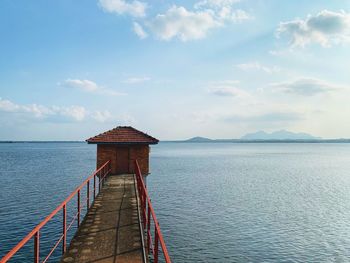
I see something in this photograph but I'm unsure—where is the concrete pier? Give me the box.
[60,174,145,263]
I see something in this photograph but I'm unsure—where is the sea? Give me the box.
[0,142,350,262]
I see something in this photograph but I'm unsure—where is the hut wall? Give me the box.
[97,144,150,175]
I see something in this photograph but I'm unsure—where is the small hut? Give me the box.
[86,126,159,176]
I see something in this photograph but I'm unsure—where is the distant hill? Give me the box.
[241,130,321,140]
[171,130,350,143]
[185,136,212,142]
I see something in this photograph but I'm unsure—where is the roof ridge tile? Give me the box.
[86,126,159,144]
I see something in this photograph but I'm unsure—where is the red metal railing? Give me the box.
[0,160,111,263]
[134,160,171,263]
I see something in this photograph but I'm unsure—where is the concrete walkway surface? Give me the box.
[60,174,145,263]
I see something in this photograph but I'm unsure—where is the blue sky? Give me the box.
[0,0,349,140]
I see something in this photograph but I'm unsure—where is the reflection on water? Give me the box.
[1,142,350,262]
[149,143,350,262]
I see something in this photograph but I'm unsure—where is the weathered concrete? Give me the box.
[60,174,145,263]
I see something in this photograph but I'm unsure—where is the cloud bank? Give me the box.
[98,0,147,17]
[207,80,250,97]
[98,0,251,41]
[270,78,343,96]
[0,97,124,123]
[277,10,350,47]
[145,2,251,41]
[147,6,219,41]
[63,79,125,96]
[236,62,280,74]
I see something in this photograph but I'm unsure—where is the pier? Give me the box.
[60,174,145,263]
[0,127,171,263]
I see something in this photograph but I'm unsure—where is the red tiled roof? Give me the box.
[86,126,159,144]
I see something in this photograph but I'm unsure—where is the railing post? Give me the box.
[87,181,90,209]
[103,166,106,185]
[140,189,143,221]
[63,204,67,254]
[147,204,151,254]
[34,231,40,263]
[143,192,146,229]
[154,228,159,263]
[0,161,118,263]
[101,167,104,186]
[98,171,101,192]
[93,175,96,198]
[77,190,81,227]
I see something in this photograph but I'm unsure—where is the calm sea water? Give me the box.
[1,142,350,262]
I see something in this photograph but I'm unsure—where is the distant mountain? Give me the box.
[185,136,212,142]
[169,132,349,143]
[241,130,321,140]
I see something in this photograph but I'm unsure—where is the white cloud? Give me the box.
[209,87,248,97]
[0,98,20,112]
[133,22,148,39]
[195,0,251,23]
[216,8,251,23]
[64,79,99,92]
[97,0,251,41]
[123,76,151,84]
[207,80,250,97]
[195,0,241,8]
[147,6,219,41]
[22,104,54,118]
[0,98,122,123]
[62,79,125,96]
[0,97,87,121]
[0,98,57,119]
[92,110,113,122]
[277,10,350,47]
[98,0,147,17]
[236,61,280,73]
[59,106,87,121]
[141,1,251,41]
[270,78,343,96]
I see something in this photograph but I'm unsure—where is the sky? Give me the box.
[0,0,349,140]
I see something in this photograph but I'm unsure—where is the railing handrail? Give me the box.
[135,160,171,263]
[0,160,111,263]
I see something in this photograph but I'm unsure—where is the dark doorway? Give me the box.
[116,147,129,174]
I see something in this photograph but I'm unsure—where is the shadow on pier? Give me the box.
[60,174,145,263]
